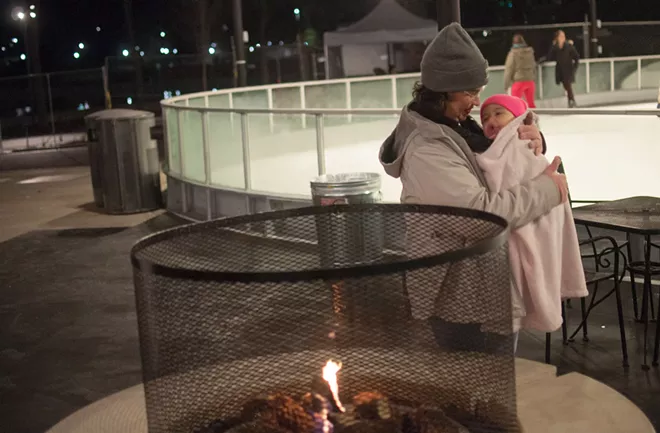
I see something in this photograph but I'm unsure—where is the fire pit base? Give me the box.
[44,359,655,433]
[196,392,489,433]
[145,348,518,433]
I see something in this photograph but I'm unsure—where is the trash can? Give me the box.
[310,172,384,267]
[85,109,161,214]
[85,111,106,207]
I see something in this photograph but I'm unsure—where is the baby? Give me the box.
[480,94,529,140]
[475,93,588,335]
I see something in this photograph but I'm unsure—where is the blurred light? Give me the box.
[267,41,272,46]
[256,43,261,48]
[96,26,101,32]
[1,47,5,52]
[25,106,31,113]
[29,11,36,18]
[212,88,218,91]
[12,38,18,43]
[175,90,181,96]
[172,48,178,54]
[507,1,512,7]
[16,11,25,20]
[73,52,80,59]
[208,47,215,55]
[160,31,166,38]
[211,42,217,48]
[127,97,133,105]
[293,8,300,14]
[77,103,85,111]
[160,47,169,55]
[304,42,308,46]
[248,46,254,53]
[134,45,140,51]
[79,42,85,49]
[20,53,26,60]
[279,41,284,46]
[84,101,90,110]
[30,5,35,10]
[163,90,172,99]
[483,30,488,37]
[139,51,145,57]
[122,49,129,57]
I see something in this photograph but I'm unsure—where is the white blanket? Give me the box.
[476,111,588,332]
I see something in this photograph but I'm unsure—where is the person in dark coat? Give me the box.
[545,30,580,108]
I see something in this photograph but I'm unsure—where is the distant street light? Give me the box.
[208,47,216,55]
[11,38,18,43]
[29,11,36,18]
[29,5,35,10]
[78,42,85,49]
[20,53,26,60]
[160,31,166,38]
[172,48,178,54]
[73,52,80,59]
[96,26,101,32]
[16,11,25,20]
[122,49,129,57]
[293,8,300,21]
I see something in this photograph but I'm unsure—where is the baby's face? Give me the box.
[481,104,516,140]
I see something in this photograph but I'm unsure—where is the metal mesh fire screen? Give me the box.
[131,204,517,433]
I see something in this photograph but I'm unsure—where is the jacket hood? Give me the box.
[378,105,443,178]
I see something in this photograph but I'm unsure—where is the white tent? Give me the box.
[323,0,437,77]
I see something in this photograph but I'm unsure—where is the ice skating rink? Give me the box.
[202,103,659,203]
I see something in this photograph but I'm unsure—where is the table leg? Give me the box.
[642,235,652,370]
[653,295,660,366]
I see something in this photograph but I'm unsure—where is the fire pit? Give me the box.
[131,204,516,433]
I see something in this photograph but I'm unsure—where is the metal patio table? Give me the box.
[572,196,660,369]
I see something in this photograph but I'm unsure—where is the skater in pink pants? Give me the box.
[504,34,537,108]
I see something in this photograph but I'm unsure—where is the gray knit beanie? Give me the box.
[421,23,489,93]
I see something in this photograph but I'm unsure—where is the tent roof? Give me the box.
[324,0,437,46]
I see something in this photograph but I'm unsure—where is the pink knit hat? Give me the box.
[480,95,528,121]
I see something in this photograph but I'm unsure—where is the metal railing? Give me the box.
[160,54,660,212]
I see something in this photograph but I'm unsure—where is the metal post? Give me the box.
[582,19,590,59]
[103,58,112,109]
[202,111,213,220]
[637,58,642,89]
[345,81,352,122]
[45,73,55,136]
[176,110,187,213]
[267,87,274,132]
[232,0,247,87]
[538,64,544,99]
[610,59,615,91]
[590,0,599,58]
[390,76,398,109]
[315,114,326,175]
[436,0,461,29]
[299,85,307,129]
[586,62,591,93]
[240,113,252,190]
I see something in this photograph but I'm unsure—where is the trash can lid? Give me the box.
[85,109,155,121]
[310,172,381,192]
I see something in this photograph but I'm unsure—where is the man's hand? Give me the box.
[543,156,569,204]
[519,112,543,156]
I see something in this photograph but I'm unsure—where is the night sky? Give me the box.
[1,0,659,77]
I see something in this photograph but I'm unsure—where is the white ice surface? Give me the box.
[211,102,660,203]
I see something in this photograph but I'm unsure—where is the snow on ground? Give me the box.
[212,102,660,203]
[0,132,87,152]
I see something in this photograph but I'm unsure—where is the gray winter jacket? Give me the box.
[378,105,561,330]
[379,105,561,230]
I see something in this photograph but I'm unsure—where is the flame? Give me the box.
[322,360,345,412]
